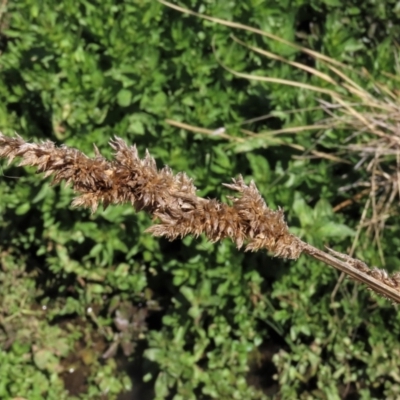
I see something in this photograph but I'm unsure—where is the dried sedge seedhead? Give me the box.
[3,134,400,302]
[0,133,302,259]
[147,176,304,259]
[224,177,303,258]
[0,134,197,214]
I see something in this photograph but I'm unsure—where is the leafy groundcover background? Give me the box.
[1,1,400,399]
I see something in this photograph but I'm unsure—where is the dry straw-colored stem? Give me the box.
[1,133,400,303]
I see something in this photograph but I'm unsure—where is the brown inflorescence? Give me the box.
[3,133,400,303]
[0,133,303,259]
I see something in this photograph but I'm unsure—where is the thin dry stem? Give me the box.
[1,133,400,303]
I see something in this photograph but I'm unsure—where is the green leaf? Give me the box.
[292,194,314,228]
[315,222,355,238]
[117,89,132,107]
[246,153,271,182]
[33,349,60,372]
[15,202,30,215]
[155,372,170,398]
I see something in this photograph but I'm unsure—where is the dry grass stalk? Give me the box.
[1,133,400,303]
